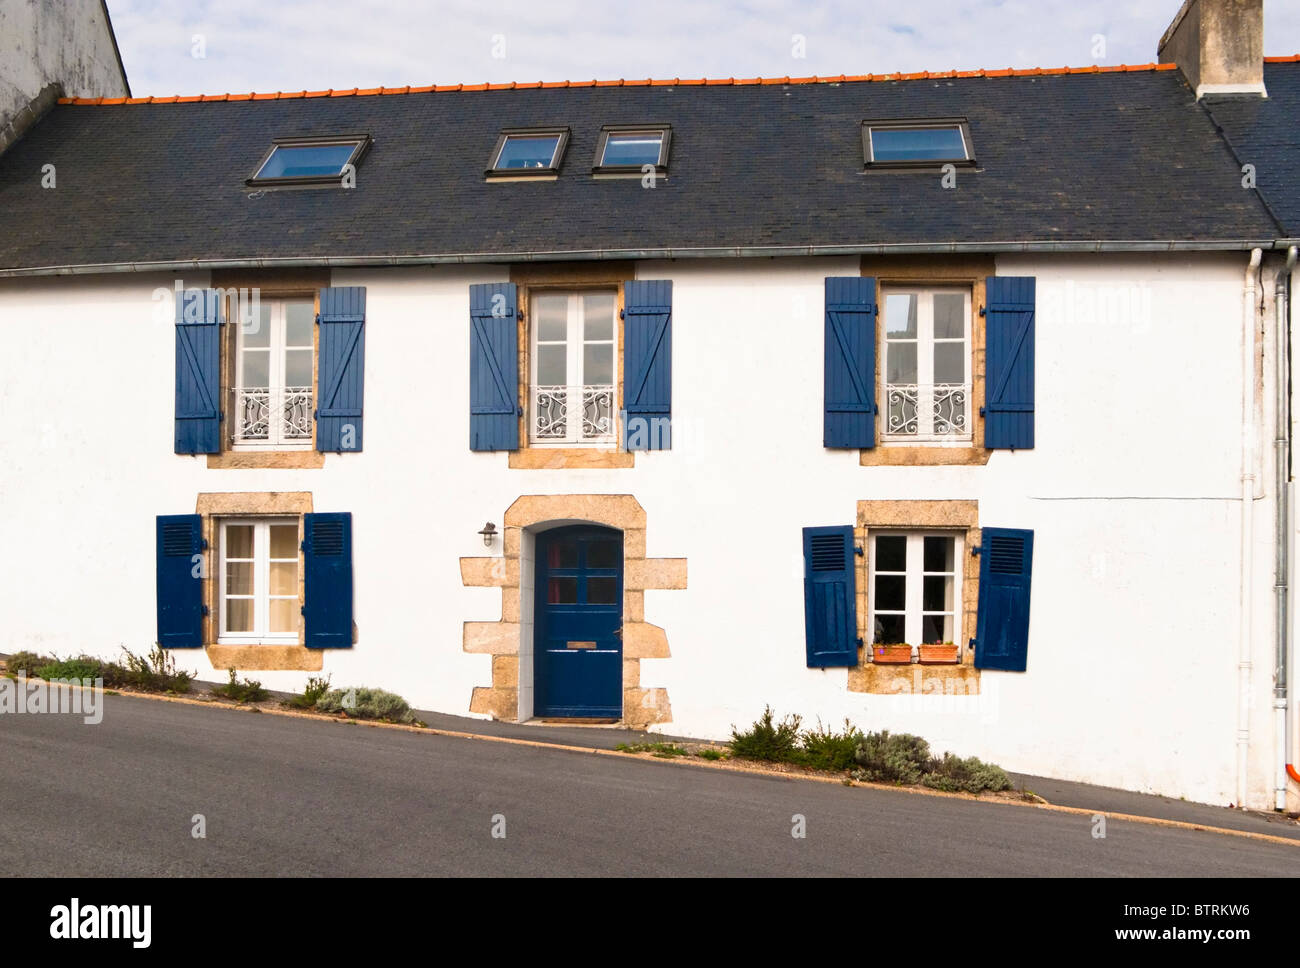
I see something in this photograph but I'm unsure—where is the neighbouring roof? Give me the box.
[0,62,1287,274]
[1204,58,1300,239]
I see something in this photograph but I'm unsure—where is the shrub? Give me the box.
[729,706,804,762]
[315,687,415,724]
[284,675,332,710]
[852,730,934,785]
[35,657,105,682]
[800,719,865,772]
[5,651,53,676]
[115,645,193,693]
[920,753,1013,793]
[695,748,726,761]
[211,668,269,703]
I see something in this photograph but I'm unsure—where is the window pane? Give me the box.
[874,574,905,611]
[270,525,298,558]
[583,344,613,385]
[225,525,254,559]
[269,598,297,634]
[270,561,297,596]
[933,293,965,339]
[923,536,952,572]
[242,350,270,388]
[886,343,917,384]
[241,303,271,348]
[496,134,560,169]
[226,561,254,595]
[586,577,618,605]
[934,343,965,384]
[285,302,314,346]
[922,613,954,643]
[923,574,954,612]
[547,577,578,604]
[874,613,906,644]
[871,126,966,162]
[587,540,620,570]
[226,598,253,632]
[537,345,566,385]
[257,143,356,178]
[601,131,663,166]
[285,349,313,387]
[875,535,906,571]
[582,293,615,340]
[885,293,917,338]
[534,295,567,342]
[547,539,578,569]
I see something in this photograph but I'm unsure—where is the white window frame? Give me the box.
[867,531,964,657]
[233,297,314,450]
[529,290,618,446]
[880,285,973,444]
[217,517,301,644]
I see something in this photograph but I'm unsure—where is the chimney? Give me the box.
[1157,0,1266,98]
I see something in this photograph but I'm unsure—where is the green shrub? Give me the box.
[729,706,804,762]
[115,645,193,693]
[5,651,53,676]
[852,730,933,785]
[920,753,1012,793]
[800,720,865,772]
[284,675,332,709]
[211,668,269,703]
[315,687,415,724]
[615,742,690,757]
[695,748,726,761]
[35,658,105,682]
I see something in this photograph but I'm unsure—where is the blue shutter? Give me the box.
[469,282,520,451]
[174,289,222,454]
[316,287,366,452]
[303,512,353,648]
[824,277,877,448]
[802,525,860,668]
[156,514,205,647]
[622,280,672,451]
[974,527,1034,671]
[983,277,1035,450]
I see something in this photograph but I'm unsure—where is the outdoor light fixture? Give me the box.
[478,522,498,547]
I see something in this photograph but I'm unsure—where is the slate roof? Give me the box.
[0,64,1284,273]
[1204,58,1300,238]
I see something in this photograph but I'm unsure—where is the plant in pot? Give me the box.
[919,640,960,664]
[873,642,913,664]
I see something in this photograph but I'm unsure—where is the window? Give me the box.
[593,126,671,172]
[881,286,972,442]
[248,137,369,185]
[487,129,569,175]
[233,297,315,449]
[530,290,617,444]
[219,519,300,643]
[862,120,973,167]
[869,532,962,651]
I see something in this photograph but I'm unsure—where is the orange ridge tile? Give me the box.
[1264,54,1300,62]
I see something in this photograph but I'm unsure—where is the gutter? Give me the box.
[1284,245,1300,810]
[1240,247,1263,811]
[0,238,1285,279]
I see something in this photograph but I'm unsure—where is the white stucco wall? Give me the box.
[0,0,127,129]
[0,251,1287,809]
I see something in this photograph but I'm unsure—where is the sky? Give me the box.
[105,0,1300,97]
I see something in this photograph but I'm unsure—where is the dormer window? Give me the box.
[487,129,569,177]
[593,126,671,174]
[247,136,370,186]
[862,120,973,169]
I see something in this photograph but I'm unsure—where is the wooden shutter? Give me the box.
[174,289,222,454]
[469,282,520,451]
[303,512,353,648]
[983,277,1035,450]
[622,280,672,451]
[316,287,366,453]
[824,277,877,448]
[802,525,860,667]
[974,527,1034,671]
[156,514,205,647]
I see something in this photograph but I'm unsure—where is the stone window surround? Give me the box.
[848,499,981,695]
[460,494,685,726]
[859,255,994,467]
[508,263,636,470]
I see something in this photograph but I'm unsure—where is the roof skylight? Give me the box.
[862,120,973,168]
[248,136,370,186]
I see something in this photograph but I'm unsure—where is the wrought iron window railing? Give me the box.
[233,386,313,444]
[884,383,971,437]
[532,384,616,443]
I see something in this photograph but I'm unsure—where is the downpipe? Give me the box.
[1281,245,1299,810]
[1239,248,1262,811]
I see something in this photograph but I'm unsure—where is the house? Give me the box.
[0,0,1295,811]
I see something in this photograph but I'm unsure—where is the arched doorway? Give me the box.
[534,525,624,718]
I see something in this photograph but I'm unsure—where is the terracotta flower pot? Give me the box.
[919,644,960,664]
[873,644,913,664]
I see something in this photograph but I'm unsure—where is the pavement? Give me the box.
[1,687,1297,876]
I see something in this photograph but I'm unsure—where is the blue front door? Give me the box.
[534,526,623,718]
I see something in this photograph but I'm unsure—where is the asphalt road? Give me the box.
[2,693,1297,876]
